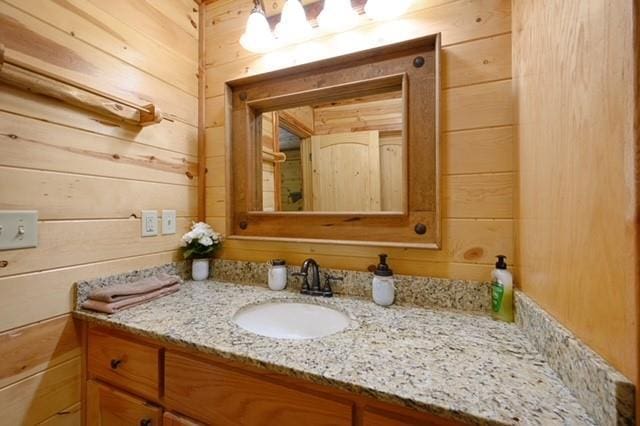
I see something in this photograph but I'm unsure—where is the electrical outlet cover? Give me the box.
[141,210,158,237]
[162,210,177,235]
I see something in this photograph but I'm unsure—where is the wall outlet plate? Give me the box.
[0,210,38,250]
[141,210,158,237]
[162,210,177,235]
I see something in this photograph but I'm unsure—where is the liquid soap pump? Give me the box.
[372,254,395,306]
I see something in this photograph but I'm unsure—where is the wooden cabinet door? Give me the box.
[164,351,353,426]
[86,380,161,426]
[311,130,381,211]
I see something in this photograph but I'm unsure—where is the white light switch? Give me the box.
[141,210,158,237]
[0,211,38,250]
[162,210,177,235]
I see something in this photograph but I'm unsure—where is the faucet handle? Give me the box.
[322,275,343,297]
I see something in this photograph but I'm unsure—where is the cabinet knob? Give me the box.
[139,419,152,426]
[110,359,123,369]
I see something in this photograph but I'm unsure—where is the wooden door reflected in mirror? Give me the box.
[260,89,405,213]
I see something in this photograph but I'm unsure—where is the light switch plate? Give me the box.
[141,210,158,237]
[162,210,177,235]
[0,210,38,250]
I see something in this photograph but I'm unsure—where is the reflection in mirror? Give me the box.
[260,89,404,213]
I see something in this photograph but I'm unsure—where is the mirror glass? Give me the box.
[259,89,404,213]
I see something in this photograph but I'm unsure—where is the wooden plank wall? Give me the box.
[513,1,638,383]
[204,0,513,281]
[0,0,199,423]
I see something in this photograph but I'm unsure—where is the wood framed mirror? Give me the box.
[225,34,441,248]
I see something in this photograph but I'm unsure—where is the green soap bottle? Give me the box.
[491,255,513,322]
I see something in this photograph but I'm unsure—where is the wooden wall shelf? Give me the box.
[0,44,162,127]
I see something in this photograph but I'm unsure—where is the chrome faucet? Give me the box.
[292,258,342,297]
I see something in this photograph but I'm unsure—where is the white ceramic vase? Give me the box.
[191,258,210,281]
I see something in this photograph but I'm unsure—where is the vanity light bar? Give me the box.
[240,0,413,53]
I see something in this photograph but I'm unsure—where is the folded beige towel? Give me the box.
[88,273,182,303]
[82,283,180,314]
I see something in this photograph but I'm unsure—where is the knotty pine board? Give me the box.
[513,0,638,383]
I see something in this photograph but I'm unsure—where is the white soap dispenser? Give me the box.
[372,254,395,306]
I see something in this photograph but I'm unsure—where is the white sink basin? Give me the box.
[232,301,352,340]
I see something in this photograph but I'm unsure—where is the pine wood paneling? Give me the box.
[443,127,513,175]
[0,3,198,126]
[3,0,198,96]
[443,80,512,131]
[0,315,80,389]
[0,218,191,278]
[0,168,196,220]
[205,156,226,187]
[442,33,511,88]
[0,357,81,425]
[0,84,198,156]
[38,402,81,426]
[0,1,199,420]
[204,0,513,280]
[205,126,226,158]
[86,0,198,63]
[513,0,638,382]
[0,112,197,186]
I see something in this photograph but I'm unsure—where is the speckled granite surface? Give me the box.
[212,259,492,312]
[75,278,595,426]
[515,291,635,426]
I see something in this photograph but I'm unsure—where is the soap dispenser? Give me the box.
[491,255,513,322]
[372,254,395,306]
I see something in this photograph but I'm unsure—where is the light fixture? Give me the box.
[275,0,312,43]
[364,0,412,21]
[317,0,358,32]
[239,0,275,53]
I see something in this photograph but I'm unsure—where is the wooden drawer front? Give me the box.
[88,329,160,401]
[165,351,353,426]
[87,380,162,426]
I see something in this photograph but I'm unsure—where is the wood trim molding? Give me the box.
[198,3,206,220]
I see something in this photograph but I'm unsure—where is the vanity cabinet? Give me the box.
[84,326,462,426]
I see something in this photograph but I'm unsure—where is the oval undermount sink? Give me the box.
[232,301,352,340]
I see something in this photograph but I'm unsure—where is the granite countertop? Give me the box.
[74,280,594,426]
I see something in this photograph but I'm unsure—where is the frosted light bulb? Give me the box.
[317,0,358,32]
[275,0,312,43]
[365,0,412,21]
[240,5,275,53]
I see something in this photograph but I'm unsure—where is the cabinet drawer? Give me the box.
[165,351,353,426]
[88,329,160,401]
[87,380,161,426]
